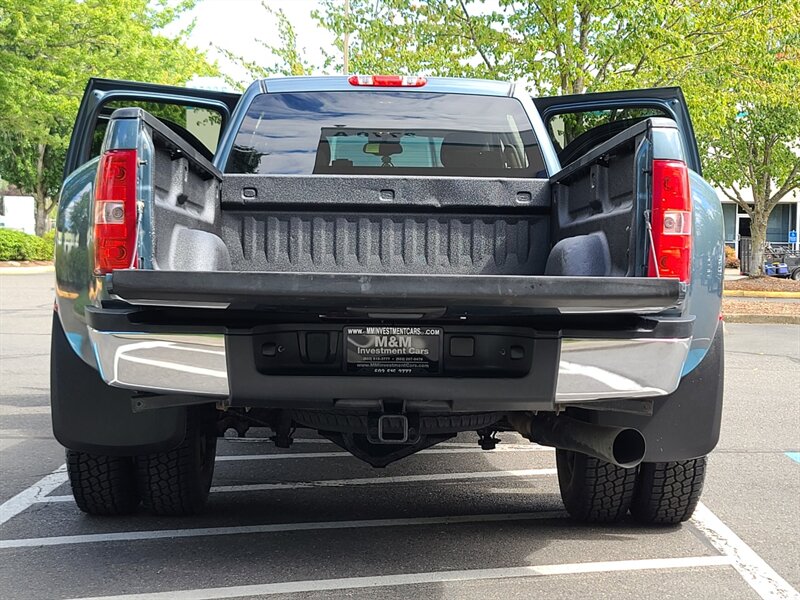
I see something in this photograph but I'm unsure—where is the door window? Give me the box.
[88,99,224,162]
[546,106,669,166]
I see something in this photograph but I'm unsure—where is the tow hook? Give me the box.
[376,414,409,443]
[366,401,419,445]
[477,427,501,450]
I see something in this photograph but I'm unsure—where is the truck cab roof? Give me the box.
[257,75,515,96]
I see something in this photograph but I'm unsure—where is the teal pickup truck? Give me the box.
[52,75,724,523]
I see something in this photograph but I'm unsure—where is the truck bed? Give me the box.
[217,175,551,276]
[148,130,649,283]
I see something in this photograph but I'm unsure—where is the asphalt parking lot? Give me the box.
[1,272,798,600]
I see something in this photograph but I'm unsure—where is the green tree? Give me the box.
[0,0,215,234]
[243,0,799,277]
[679,2,800,275]
[312,1,753,93]
[314,0,505,78]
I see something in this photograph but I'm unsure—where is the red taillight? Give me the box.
[347,74,427,87]
[94,149,138,275]
[648,159,692,283]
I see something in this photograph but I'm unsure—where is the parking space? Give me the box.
[1,273,798,600]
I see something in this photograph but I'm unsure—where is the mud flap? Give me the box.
[582,324,724,462]
[50,313,187,456]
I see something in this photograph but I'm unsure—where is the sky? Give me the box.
[172,0,506,89]
[170,0,334,89]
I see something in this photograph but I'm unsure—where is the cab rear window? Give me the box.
[226,91,546,177]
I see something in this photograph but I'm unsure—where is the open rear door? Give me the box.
[533,87,702,174]
[56,78,241,362]
[64,78,241,177]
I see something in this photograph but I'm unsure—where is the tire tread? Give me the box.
[136,411,216,516]
[66,450,139,516]
[557,450,637,523]
[631,458,706,524]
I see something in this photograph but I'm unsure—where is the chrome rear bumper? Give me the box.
[88,328,690,404]
[88,330,229,397]
[555,337,690,402]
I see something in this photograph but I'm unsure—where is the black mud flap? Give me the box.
[583,324,724,462]
[50,313,187,456]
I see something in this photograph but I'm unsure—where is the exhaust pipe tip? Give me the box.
[612,428,646,469]
[517,413,647,469]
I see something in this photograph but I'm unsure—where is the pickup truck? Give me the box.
[52,75,724,524]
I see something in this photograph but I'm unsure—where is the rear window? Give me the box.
[226,91,545,177]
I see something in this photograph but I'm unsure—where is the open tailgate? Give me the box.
[108,271,682,315]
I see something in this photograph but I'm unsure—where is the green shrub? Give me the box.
[0,228,55,261]
[0,229,27,260]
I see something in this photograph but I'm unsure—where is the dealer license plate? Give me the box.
[345,326,442,376]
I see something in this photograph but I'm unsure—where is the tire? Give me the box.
[791,268,800,281]
[630,457,707,525]
[556,449,637,523]
[66,450,139,516]
[136,408,217,516]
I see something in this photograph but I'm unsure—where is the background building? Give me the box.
[719,189,799,258]
[0,191,36,234]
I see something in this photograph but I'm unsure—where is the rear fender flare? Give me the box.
[583,323,724,462]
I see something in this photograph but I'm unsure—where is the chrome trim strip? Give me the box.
[556,337,691,402]
[88,329,689,404]
[88,329,229,397]
[111,297,231,309]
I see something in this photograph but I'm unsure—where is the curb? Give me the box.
[723,290,800,299]
[723,314,800,325]
[0,265,55,275]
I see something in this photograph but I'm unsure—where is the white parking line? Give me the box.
[0,438,24,452]
[0,405,51,416]
[2,447,551,521]
[223,438,536,449]
[439,441,538,449]
[0,511,567,549]
[215,445,550,462]
[223,437,334,444]
[3,453,794,600]
[691,502,800,600]
[35,468,557,503]
[67,555,734,600]
[0,464,67,526]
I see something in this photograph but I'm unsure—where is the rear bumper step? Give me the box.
[87,327,691,405]
[87,284,692,409]
[107,271,683,314]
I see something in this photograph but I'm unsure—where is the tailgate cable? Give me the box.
[130,200,144,269]
[643,209,660,278]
